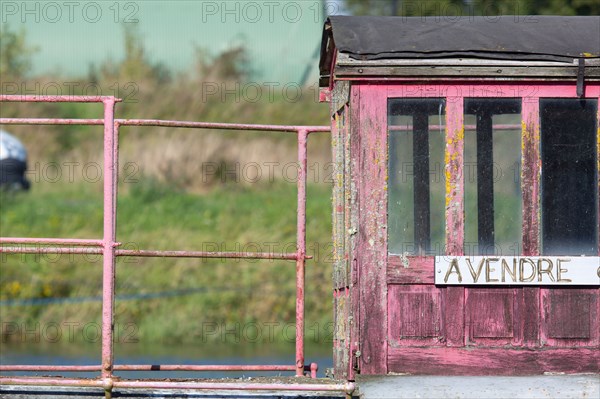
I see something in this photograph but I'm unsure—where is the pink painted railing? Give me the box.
[0,95,354,397]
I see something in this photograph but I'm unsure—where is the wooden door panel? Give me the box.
[388,285,443,347]
[466,289,517,346]
[541,289,599,347]
[385,255,600,374]
[372,87,600,375]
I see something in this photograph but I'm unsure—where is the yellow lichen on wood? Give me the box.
[444,125,464,209]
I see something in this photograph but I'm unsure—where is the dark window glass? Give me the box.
[464,99,522,256]
[388,98,445,255]
[541,98,598,256]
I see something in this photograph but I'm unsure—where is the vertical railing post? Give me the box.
[113,121,120,230]
[295,129,308,376]
[101,98,117,396]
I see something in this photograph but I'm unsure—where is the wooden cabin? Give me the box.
[319,15,600,384]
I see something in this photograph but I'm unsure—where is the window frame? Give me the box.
[379,83,600,258]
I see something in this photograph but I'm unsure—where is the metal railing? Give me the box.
[0,95,355,397]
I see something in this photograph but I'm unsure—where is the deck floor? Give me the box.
[356,374,600,399]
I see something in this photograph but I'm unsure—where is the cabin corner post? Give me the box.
[331,81,352,379]
[356,85,388,374]
[331,82,350,290]
[443,95,465,347]
[347,84,361,380]
[331,103,345,378]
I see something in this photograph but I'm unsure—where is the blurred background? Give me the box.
[1,0,597,378]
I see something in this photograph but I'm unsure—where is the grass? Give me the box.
[0,28,336,348]
[0,82,334,346]
[0,178,334,345]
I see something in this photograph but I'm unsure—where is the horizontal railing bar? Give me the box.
[464,123,520,130]
[0,246,311,261]
[0,246,103,255]
[116,119,330,133]
[0,364,316,372]
[0,365,101,372]
[0,95,121,102]
[0,238,104,246]
[389,123,520,131]
[114,365,296,371]
[0,118,104,125]
[115,381,354,392]
[0,117,330,132]
[114,249,302,260]
[0,377,356,393]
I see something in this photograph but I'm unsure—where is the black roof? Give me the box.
[320,15,600,78]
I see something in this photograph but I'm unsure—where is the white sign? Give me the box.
[435,256,600,286]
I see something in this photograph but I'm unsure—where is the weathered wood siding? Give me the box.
[355,85,388,375]
[331,81,357,381]
[337,83,600,376]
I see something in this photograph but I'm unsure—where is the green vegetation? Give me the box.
[0,25,333,345]
[1,180,334,344]
[0,24,39,81]
[3,3,555,348]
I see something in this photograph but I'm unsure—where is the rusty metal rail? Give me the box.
[1,376,356,395]
[0,95,350,397]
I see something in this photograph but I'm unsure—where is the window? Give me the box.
[464,99,522,256]
[541,99,598,256]
[387,92,599,258]
[388,99,445,255]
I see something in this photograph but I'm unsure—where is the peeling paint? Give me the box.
[401,253,410,268]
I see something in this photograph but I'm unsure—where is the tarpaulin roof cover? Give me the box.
[322,15,600,66]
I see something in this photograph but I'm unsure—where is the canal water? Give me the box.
[0,342,333,379]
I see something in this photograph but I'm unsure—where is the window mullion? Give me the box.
[476,111,494,254]
[413,112,430,254]
[445,98,464,256]
[521,99,541,256]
